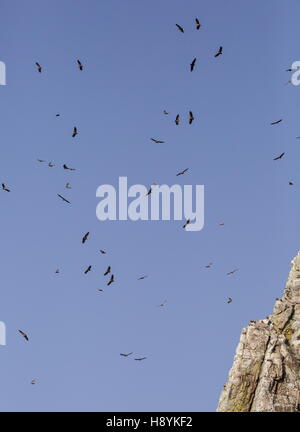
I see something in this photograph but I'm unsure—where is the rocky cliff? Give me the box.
[217,252,300,412]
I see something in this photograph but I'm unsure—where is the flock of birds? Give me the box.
[3,15,292,387]
[4,19,239,373]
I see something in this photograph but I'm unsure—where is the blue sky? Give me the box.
[0,0,299,412]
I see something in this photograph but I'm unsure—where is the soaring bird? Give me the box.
[176,168,189,176]
[163,110,169,115]
[55,269,60,274]
[100,250,106,254]
[289,182,294,186]
[227,298,233,304]
[195,18,201,30]
[107,274,114,286]
[271,119,282,125]
[72,127,78,137]
[219,222,225,226]
[2,183,10,192]
[56,114,60,117]
[63,164,76,170]
[65,183,72,189]
[227,269,239,275]
[189,111,194,124]
[146,184,157,196]
[190,58,196,72]
[35,62,42,73]
[82,232,90,244]
[151,138,165,144]
[77,59,83,70]
[134,357,147,361]
[273,152,285,161]
[138,275,148,280]
[84,265,92,274]
[120,352,133,357]
[183,219,190,229]
[19,330,29,341]
[158,300,167,307]
[37,159,45,163]
[48,162,55,167]
[57,194,70,204]
[175,24,184,33]
[175,114,180,125]
[214,46,223,57]
[205,263,213,268]
[104,266,111,276]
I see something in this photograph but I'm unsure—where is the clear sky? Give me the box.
[0,0,299,412]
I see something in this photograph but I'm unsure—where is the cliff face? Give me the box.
[217,252,300,412]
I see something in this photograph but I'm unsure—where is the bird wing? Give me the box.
[274,153,285,160]
[176,24,184,32]
[19,330,28,340]
[58,194,70,203]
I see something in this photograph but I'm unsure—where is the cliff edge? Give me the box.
[217,252,300,412]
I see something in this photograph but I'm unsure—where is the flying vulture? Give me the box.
[107,274,114,286]
[18,330,29,341]
[189,111,194,124]
[151,138,165,144]
[57,194,70,204]
[35,62,42,73]
[104,266,111,276]
[227,269,239,275]
[190,58,196,72]
[273,153,285,161]
[176,168,189,176]
[82,232,90,244]
[271,119,282,125]
[175,24,184,33]
[63,164,76,170]
[2,183,10,192]
[214,47,223,57]
[183,219,190,229]
[84,265,92,274]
